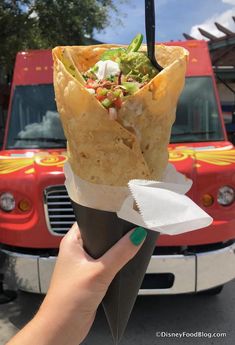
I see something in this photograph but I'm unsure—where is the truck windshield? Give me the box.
[6,77,224,149]
[6,84,66,149]
[171,76,224,143]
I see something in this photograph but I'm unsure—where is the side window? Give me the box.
[171,77,224,143]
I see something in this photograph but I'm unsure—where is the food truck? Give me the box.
[0,40,235,295]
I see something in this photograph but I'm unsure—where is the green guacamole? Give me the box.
[119,51,158,83]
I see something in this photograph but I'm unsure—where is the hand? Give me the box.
[7,223,147,345]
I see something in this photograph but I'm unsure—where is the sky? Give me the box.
[94,0,235,44]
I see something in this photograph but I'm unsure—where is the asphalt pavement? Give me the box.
[1,279,235,345]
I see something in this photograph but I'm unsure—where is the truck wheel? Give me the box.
[197,285,224,296]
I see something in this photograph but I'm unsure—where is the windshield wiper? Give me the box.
[172,131,216,136]
[14,137,67,143]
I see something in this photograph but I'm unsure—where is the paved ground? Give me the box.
[1,279,235,345]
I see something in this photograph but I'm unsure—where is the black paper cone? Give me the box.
[71,201,159,343]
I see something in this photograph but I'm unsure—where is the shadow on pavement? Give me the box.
[85,285,234,345]
[0,291,44,328]
[1,280,234,345]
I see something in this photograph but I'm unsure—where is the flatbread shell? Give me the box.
[53,44,188,186]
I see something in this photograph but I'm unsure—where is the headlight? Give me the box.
[0,192,16,212]
[217,186,235,206]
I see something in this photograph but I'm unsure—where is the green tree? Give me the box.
[0,0,39,82]
[0,0,123,82]
[33,0,120,47]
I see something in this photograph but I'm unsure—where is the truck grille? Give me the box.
[44,185,75,235]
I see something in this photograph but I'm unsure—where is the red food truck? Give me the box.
[0,41,235,296]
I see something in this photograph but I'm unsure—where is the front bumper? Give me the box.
[1,242,235,294]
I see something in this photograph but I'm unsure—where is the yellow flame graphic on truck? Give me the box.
[0,153,67,174]
[0,149,235,175]
[169,149,235,166]
[0,157,34,174]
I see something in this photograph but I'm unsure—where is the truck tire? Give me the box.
[197,285,224,296]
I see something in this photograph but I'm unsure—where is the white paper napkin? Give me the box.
[117,180,212,235]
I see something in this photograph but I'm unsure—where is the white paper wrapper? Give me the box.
[64,161,129,212]
[64,162,212,235]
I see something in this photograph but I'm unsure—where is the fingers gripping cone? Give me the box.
[71,202,159,343]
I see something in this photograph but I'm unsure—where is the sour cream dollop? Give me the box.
[94,60,120,80]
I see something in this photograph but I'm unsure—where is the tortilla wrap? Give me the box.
[53,44,188,186]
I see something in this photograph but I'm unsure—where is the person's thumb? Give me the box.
[99,227,147,280]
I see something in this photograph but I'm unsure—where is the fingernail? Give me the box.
[130,227,147,246]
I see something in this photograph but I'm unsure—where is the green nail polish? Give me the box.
[130,227,147,246]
